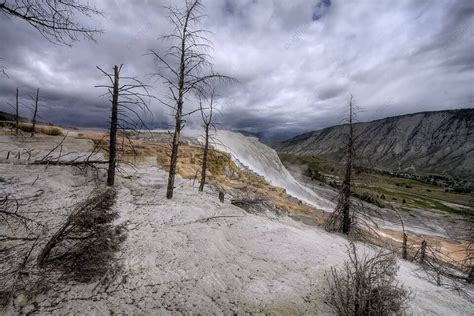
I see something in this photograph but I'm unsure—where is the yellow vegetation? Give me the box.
[18,123,63,136]
[85,132,324,221]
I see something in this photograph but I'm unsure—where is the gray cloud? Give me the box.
[0,0,472,141]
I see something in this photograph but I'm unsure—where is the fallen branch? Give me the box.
[31,160,108,166]
[172,215,244,227]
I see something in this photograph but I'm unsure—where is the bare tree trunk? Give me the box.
[324,96,356,234]
[341,96,354,234]
[107,65,119,187]
[198,90,215,192]
[395,209,408,260]
[420,240,427,264]
[165,12,189,200]
[31,88,39,137]
[402,233,408,260]
[15,88,19,135]
[96,64,150,186]
[199,124,210,192]
[166,106,182,199]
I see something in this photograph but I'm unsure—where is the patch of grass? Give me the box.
[352,191,385,208]
[17,123,63,136]
[40,126,63,136]
[18,123,34,133]
[279,153,473,216]
[279,153,343,176]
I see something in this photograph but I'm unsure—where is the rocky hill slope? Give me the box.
[275,109,474,180]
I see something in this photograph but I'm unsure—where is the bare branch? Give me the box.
[0,0,102,46]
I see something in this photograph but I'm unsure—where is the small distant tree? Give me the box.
[15,88,19,135]
[96,65,151,186]
[326,95,355,234]
[394,208,408,260]
[30,88,39,137]
[0,0,101,45]
[198,90,216,192]
[464,218,473,283]
[0,58,7,77]
[149,0,231,199]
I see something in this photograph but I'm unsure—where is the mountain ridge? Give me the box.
[275,108,474,180]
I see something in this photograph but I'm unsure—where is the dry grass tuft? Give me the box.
[17,123,63,136]
[40,126,63,136]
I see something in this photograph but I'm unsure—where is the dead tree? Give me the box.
[0,0,101,45]
[30,88,39,137]
[149,0,231,199]
[325,243,411,315]
[0,58,6,77]
[15,88,19,135]
[394,208,408,260]
[96,64,152,186]
[326,95,355,234]
[198,90,216,192]
[108,66,119,186]
[464,218,473,283]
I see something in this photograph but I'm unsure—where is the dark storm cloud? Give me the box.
[0,0,473,140]
[312,0,331,21]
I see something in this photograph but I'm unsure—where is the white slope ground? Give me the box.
[1,139,473,314]
[183,129,335,212]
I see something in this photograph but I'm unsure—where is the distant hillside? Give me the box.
[275,109,474,180]
[0,110,53,127]
[0,110,27,122]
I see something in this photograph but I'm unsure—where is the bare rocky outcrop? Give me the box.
[275,109,474,180]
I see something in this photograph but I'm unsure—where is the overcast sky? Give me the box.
[0,0,473,141]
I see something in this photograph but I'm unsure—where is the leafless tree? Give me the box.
[37,187,118,267]
[198,90,217,192]
[15,88,19,135]
[149,0,231,199]
[0,58,7,77]
[5,88,21,135]
[30,88,39,137]
[0,0,101,45]
[466,218,474,283]
[325,243,411,315]
[326,95,355,234]
[411,239,473,298]
[0,194,43,305]
[96,64,152,186]
[393,208,408,260]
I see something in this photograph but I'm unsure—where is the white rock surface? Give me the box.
[184,129,335,211]
[1,159,472,315]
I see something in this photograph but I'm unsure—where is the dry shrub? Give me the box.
[325,243,411,316]
[18,123,34,133]
[38,187,126,282]
[17,123,63,136]
[0,196,41,306]
[40,126,63,136]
